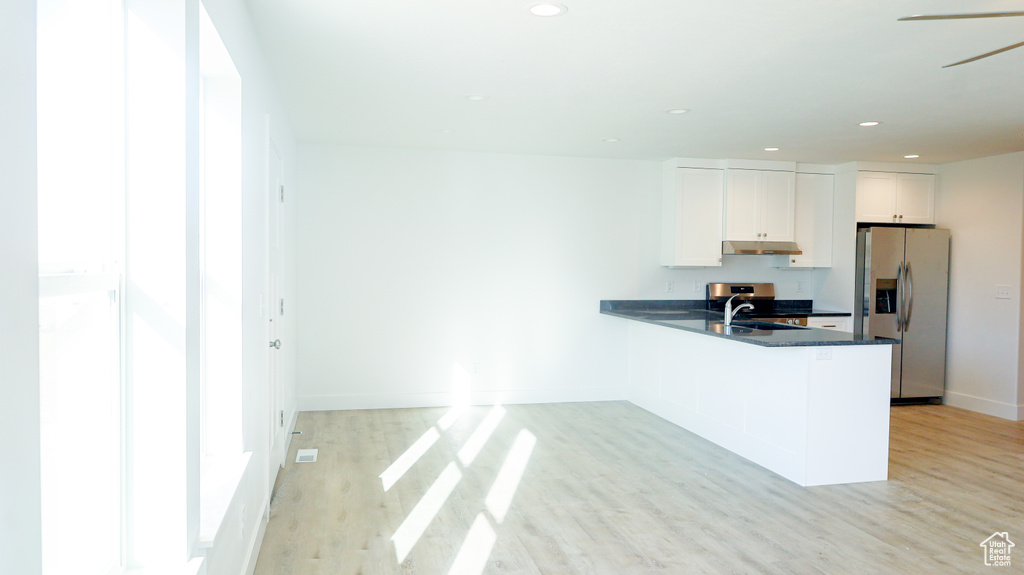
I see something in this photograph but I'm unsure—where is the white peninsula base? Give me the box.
[626,322,893,487]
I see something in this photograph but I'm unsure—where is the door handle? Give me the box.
[270,339,281,349]
[904,262,913,329]
[895,263,904,332]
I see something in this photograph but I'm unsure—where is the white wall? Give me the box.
[937,152,1024,420]
[296,146,654,409]
[0,2,42,574]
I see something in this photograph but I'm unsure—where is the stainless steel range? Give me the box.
[706,282,809,326]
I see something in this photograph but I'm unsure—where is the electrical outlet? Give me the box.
[796,281,804,293]
[665,280,674,293]
[471,362,481,375]
[693,280,701,294]
[995,285,1012,300]
[815,348,832,360]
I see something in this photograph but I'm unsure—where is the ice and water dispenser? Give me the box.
[875,278,898,315]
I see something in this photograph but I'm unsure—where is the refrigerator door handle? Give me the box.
[905,261,914,329]
[896,262,904,332]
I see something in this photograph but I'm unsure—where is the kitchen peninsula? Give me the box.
[602,300,894,487]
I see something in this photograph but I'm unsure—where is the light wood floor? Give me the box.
[253,402,1024,574]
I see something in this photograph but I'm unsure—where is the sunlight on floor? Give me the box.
[447,513,497,575]
[391,461,463,563]
[379,427,440,492]
[382,403,539,573]
[381,361,538,573]
[485,429,537,524]
[457,405,507,467]
[437,404,467,431]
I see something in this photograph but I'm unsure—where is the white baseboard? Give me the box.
[944,391,1021,421]
[242,499,269,575]
[283,406,299,460]
[297,386,627,412]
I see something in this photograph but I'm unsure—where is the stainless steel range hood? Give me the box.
[722,240,803,255]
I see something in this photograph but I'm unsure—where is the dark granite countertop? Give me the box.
[602,299,851,318]
[600,300,890,348]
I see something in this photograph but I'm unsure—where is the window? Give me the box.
[197,3,247,543]
[198,1,243,462]
[37,1,125,573]
[38,1,248,568]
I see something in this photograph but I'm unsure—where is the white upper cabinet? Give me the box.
[725,169,795,242]
[785,172,834,268]
[662,162,724,267]
[854,172,896,222]
[762,171,796,239]
[896,173,936,224]
[855,171,935,224]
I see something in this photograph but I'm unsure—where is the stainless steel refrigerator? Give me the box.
[854,227,950,401]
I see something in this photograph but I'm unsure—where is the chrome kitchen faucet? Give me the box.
[724,295,754,327]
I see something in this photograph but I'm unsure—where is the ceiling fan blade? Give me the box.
[899,11,1024,21]
[942,40,1024,67]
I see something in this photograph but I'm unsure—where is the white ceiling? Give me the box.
[245,0,1024,164]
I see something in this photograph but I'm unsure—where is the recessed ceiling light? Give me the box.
[859,121,881,127]
[529,3,567,16]
[603,138,620,143]
[465,94,488,101]
[904,154,920,159]
[764,147,780,152]
[666,108,689,115]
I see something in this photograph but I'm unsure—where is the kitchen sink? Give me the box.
[639,312,695,320]
[707,320,806,335]
[730,320,805,331]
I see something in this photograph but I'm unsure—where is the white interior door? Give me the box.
[267,141,284,473]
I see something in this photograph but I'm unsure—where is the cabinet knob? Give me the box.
[893,214,897,220]
[899,215,903,221]
[791,259,796,263]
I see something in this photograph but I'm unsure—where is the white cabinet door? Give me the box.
[761,171,795,241]
[855,172,897,223]
[786,173,833,268]
[807,316,851,332]
[856,171,935,225]
[662,167,724,267]
[725,170,761,241]
[896,173,935,224]
[725,169,795,242]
